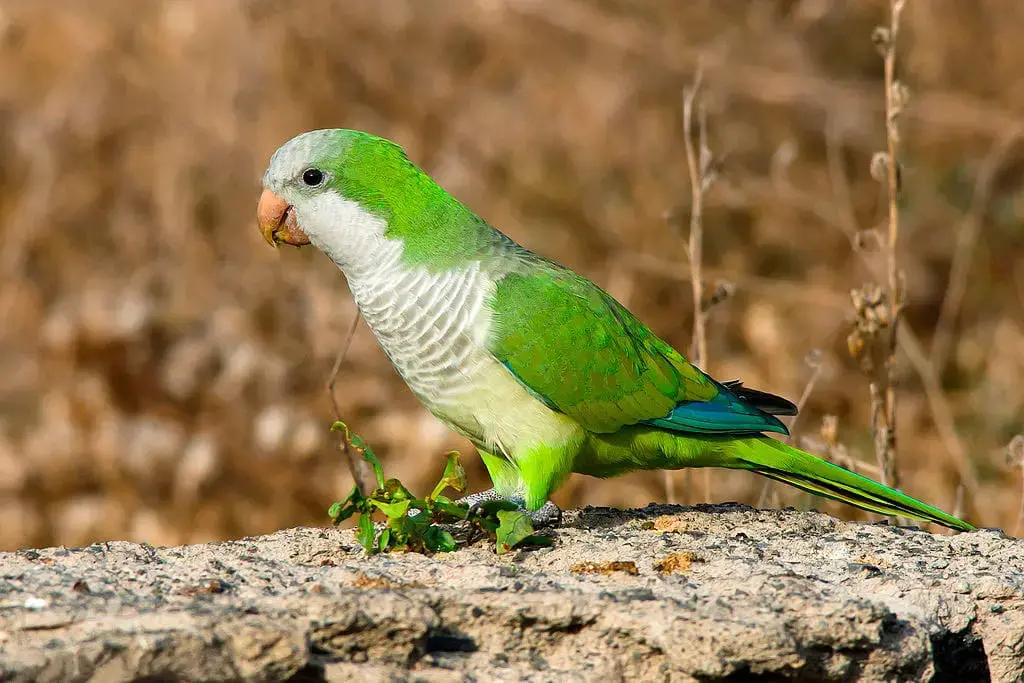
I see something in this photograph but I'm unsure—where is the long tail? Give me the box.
[725,436,973,532]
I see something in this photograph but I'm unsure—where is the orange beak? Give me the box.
[257,189,310,247]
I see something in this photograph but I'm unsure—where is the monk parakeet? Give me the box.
[257,128,973,532]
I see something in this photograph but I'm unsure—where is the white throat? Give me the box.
[292,190,491,401]
[294,192,399,282]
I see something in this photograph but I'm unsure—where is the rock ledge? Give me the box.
[0,504,1021,682]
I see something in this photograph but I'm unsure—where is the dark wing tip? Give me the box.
[723,380,799,416]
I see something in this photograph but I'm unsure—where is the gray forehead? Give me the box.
[263,129,344,190]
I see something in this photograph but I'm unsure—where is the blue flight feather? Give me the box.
[643,382,790,436]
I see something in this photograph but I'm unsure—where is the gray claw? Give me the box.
[456,488,563,528]
[526,501,563,528]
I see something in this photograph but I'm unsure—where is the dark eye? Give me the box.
[302,168,324,187]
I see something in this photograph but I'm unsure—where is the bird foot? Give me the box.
[456,488,563,528]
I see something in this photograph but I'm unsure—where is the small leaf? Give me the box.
[520,534,553,548]
[473,499,521,516]
[343,483,364,505]
[466,499,516,535]
[332,421,384,489]
[356,513,376,553]
[393,516,420,548]
[406,499,432,523]
[383,478,415,502]
[472,517,499,535]
[327,484,363,525]
[430,451,467,500]
[378,527,392,551]
[433,498,470,521]
[496,510,536,554]
[423,526,458,553]
[328,503,358,526]
[370,498,411,519]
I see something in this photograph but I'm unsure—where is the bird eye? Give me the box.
[302,168,324,187]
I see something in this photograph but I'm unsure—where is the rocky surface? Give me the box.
[0,504,1020,682]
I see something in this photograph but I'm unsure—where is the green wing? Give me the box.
[489,268,760,433]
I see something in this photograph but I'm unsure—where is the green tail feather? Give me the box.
[726,437,974,532]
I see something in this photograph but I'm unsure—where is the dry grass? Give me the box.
[0,0,1022,549]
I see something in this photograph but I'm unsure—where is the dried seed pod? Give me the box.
[848,284,893,374]
[890,80,910,115]
[871,26,891,55]
[702,280,735,312]
[847,329,866,363]
[1007,435,1024,469]
[870,152,890,183]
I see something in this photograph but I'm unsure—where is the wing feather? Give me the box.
[488,268,789,435]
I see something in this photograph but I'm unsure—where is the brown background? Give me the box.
[0,0,1022,550]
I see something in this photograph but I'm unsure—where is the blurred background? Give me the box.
[0,0,1022,550]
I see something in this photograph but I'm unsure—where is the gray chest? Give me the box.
[349,264,491,405]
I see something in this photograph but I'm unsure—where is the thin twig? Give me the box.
[328,311,362,421]
[832,113,894,508]
[327,311,378,495]
[679,60,713,505]
[869,381,888,485]
[786,350,825,443]
[877,0,905,490]
[931,127,1022,375]
[759,351,825,508]
[683,63,707,372]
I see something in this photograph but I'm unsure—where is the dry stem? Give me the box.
[327,311,378,495]
[873,0,906,489]
[671,61,714,505]
[683,64,708,373]
[931,127,1022,375]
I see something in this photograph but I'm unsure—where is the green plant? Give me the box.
[326,421,552,554]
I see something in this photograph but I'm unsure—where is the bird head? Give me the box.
[259,129,415,259]
[258,128,355,249]
[260,128,474,275]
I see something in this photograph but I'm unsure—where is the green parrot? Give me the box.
[257,128,973,532]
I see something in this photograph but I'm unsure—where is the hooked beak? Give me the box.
[258,189,310,248]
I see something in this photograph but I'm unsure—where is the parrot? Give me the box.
[257,128,973,532]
